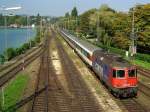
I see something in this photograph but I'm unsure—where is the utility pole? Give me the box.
[27,16,31,48]
[76,16,78,37]
[4,13,8,61]
[27,16,29,46]
[68,17,69,31]
[96,12,99,43]
[40,17,42,39]
[130,7,137,56]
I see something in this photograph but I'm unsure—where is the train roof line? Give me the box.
[61,30,101,55]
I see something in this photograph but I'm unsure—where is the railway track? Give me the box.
[90,66,149,111]
[0,47,43,87]
[89,64,149,111]
[0,45,42,72]
[30,36,50,112]
[119,98,147,112]
[89,66,149,112]
[30,52,49,112]
[137,66,150,78]
[30,29,150,112]
[29,29,103,112]
[56,30,150,112]
[138,82,150,98]
[53,30,103,112]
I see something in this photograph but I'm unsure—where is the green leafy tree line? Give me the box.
[56,4,150,54]
[0,13,43,26]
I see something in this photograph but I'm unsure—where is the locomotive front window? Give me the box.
[117,70,125,78]
[113,70,116,78]
[128,69,137,77]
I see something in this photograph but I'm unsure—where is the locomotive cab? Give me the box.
[111,68,138,97]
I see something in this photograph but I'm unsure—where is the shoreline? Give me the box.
[0,28,36,55]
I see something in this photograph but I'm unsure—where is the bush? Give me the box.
[0,54,5,64]
[30,40,36,47]
[16,47,24,55]
[135,53,150,63]
[21,43,30,51]
[35,36,40,43]
[4,48,16,60]
[109,47,126,56]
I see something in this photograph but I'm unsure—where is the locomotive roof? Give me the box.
[62,30,101,54]
[94,51,132,68]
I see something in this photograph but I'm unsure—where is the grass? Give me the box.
[1,74,29,112]
[131,59,150,70]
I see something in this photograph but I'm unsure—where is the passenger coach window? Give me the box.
[128,69,136,77]
[117,70,125,78]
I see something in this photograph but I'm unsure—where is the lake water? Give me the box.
[0,28,36,55]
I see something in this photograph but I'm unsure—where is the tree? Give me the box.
[54,3,150,53]
[36,13,41,25]
[16,47,24,55]
[99,4,115,12]
[71,7,78,17]
[79,9,97,37]
[112,32,130,49]
[0,54,5,64]
[90,6,116,46]
[131,4,150,53]
[0,14,4,26]
[65,12,70,18]
[21,43,30,52]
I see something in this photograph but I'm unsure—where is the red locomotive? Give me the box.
[61,30,138,97]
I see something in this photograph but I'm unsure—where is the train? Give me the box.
[60,29,138,98]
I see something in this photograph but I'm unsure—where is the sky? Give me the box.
[0,0,149,16]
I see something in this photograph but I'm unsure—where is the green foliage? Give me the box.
[135,53,150,63]
[55,3,150,61]
[112,32,130,49]
[0,55,5,64]
[0,14,5,26]
[71,7,78,17]
[96,41,150,64]
[15,47,24,55]
[3,43,30,61]
[95,42,126,55]
[35,36,41,43]
[133,4,150,49]
[65,12,70,18]
[0,14,38,26]
[36,13,41,26]
[99,4,116,12]
[4,48,16,61]
[30,40,36,47]
[21,43,30,51]
[131,59,150,70]
[89,5,117,47]
[79,9,97,37]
